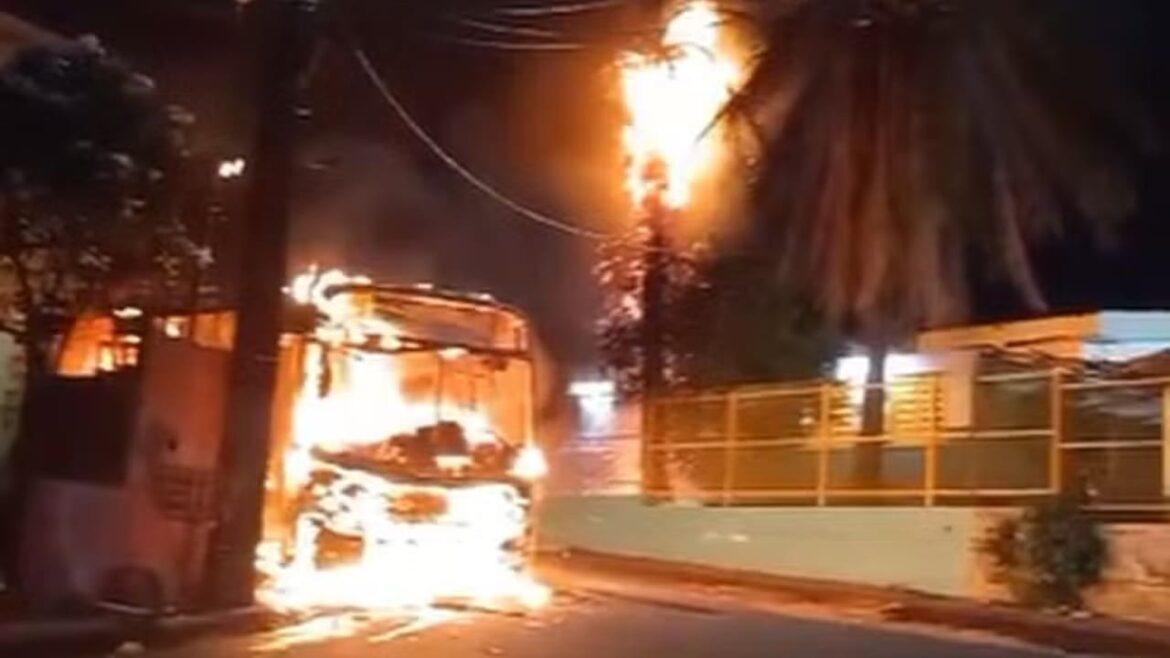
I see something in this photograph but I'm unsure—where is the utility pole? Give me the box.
[204,0,318,609]
[640,158,669,395]
[641,204,666,394]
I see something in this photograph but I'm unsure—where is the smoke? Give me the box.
[290,138,448,282]
[287,118,609,388]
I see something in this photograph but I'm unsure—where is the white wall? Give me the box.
[538,496,982,596]
[539,496,1170,622]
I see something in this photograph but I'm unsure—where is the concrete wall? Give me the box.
[539,496,1170,622]
[537,495,984,597]
[1091,524,1170,622]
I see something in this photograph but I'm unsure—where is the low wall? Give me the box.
[21,476,212,610]
[537,495,1170,622]
[1093,524,1170,620]
[537,495,984,597]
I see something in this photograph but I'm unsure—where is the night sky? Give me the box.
[969,0,1170,324]
[2,0,1169,375]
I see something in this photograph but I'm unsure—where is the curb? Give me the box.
[887,599,1170,658]
[0,605,274,653]
[0,614,123,651]
[536,548,1170,658]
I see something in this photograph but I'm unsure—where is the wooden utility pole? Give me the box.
[640,158,669,395]
[204,0,317,609]
[641,205,666,394]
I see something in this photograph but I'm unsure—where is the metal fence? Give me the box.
[643,370,1170,511]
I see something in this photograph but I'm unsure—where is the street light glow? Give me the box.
[217,157,246,179]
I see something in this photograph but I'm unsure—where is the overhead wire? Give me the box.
[350,44,614,241]
[344,2,742,251]
[449,17,564,40]
[439,15,586,50]
[488,0,630,19]
[437,16,692,51]
[435,13,642,51]
[427,35,586,51]
[433,0,761,54]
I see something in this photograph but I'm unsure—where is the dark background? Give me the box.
[981,0,1170,323]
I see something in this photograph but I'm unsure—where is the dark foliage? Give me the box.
[596,229,838,394]
[0,38,200,363]
[734,0,1154,341]
[983,493,1109,610]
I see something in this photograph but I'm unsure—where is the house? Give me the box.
[918,311,1170,362]
[0,11,59,519]
[833,311,1170,430]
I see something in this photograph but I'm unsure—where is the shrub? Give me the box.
[982,495,1109,611]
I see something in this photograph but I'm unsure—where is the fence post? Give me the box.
[1162,385,1170,498]
[924,374,940,507]
[641,395,655,500]
[721,392,737,506]
[817,382,831,506]
[1049,369,1063,495]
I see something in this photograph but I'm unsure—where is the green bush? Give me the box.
[982,496,1109,610]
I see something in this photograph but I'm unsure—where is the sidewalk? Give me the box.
[534,548,1170,657]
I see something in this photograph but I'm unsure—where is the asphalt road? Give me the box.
[94,591,1066,658]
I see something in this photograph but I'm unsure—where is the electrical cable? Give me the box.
[351,44,614,241]
[428,35,586,51]
[489,0,629,19]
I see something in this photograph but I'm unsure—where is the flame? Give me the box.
[620,1,742,209]
[257,473,547,613]
[510,443,549,481]
[260,266,549,622]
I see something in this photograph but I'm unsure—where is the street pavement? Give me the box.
[78,589,1069,658]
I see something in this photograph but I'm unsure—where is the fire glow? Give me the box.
[619,0,742,209]
[258,267,549,619]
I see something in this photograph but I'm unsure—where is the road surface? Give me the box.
[88,590,1067,658]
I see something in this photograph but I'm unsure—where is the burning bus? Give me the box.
[17,268,547,613]
[258,269,548,612]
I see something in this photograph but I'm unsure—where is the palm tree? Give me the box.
[731,0,1153,438]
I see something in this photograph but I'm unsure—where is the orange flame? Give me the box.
[620,1,742,210]
[259,267,549,621]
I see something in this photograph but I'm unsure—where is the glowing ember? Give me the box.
[510,443,549,481]
[619,1,742,209]
[260,266,549,620]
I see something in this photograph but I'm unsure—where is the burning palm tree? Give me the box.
[733,0,1153,362]
[599,0,746,393]
[723,0,1155,447]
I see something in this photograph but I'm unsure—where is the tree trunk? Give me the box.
[860,341,887,435]
[855,340,887,489]
[641,205,666,395]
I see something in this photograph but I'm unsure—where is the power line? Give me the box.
[439,14,691,50]
[429,34,586,51]
[489,0,629,19]
[351,45,613,241]
[436,16,589,50]
[450,17,564,40]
